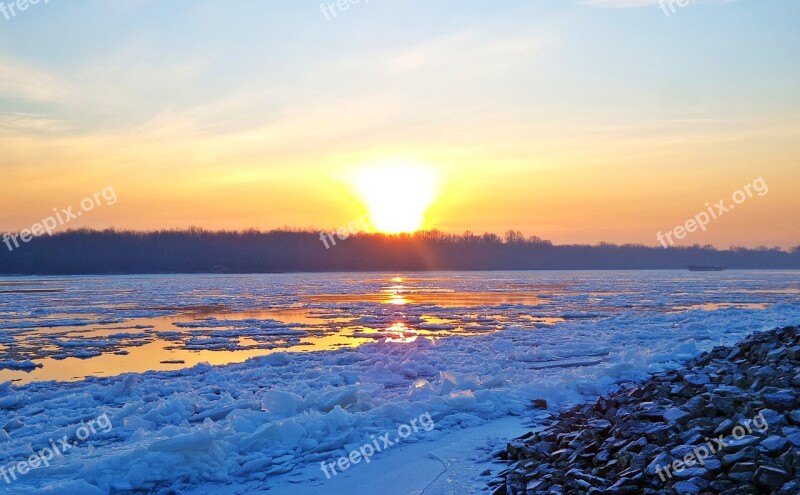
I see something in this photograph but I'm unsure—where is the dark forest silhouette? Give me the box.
[1,228,798,275]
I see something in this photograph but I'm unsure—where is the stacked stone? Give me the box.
[492,326,800,495]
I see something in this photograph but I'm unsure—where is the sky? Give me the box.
[0,0,798,248]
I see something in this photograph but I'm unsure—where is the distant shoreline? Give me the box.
[1,229,798,275]
[2,268,800,277]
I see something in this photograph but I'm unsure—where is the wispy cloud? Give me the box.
[0,113,68,133]
[386,30,551,73]
[0,58,69,102]
[581,0,663,7]
[582,0,737,8]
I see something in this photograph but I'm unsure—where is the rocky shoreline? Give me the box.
[492,325,800,494]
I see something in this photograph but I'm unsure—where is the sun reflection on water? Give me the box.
[384,279,409,305]
[384,322,418,343]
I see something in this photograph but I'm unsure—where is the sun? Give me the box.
[349,161,440,234]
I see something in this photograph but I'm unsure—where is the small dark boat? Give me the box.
[688,265,725,272]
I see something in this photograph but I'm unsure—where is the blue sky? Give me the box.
[1,0,799,247]
[3,0,798,132]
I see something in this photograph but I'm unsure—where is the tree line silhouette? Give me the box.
[1,228,798,275]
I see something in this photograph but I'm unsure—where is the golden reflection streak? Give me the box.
[384,322,418,343]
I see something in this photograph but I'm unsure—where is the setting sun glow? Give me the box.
[349,162,439,234]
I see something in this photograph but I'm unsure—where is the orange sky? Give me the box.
[1,1,799,248]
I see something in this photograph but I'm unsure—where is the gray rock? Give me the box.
[782,425,799,436]
[759,435,791,456]
[753,465,791,490]
[728,461,757,482]
[532,399,548,409]
[671,467,708,480]
[587,419,612,431]
[525,480,548,491]
[714,418,735,435]
[734,373,751,388]
[645,451,672,477]
[684,396,705,412]
[594,449,612,463]
[606,478,639,495]
[663,407,691,424]
[566,468,606,487]
[709,479,735,492]
[711,396,736,415]
[715,385,745,395]
[684,374,711,387]
[755,366,778,380]
[721,447,757,467]
[764,390,797,411]
[678,428,703,445]
[757,408,786,428]
[637,407,667,422]
[724,435,762,451]
[701,458,722,472]
[671,384,694,398]
[688,476,709,490]
[768,348,786,360]
[670,444,697,459]
[644,423,673,442]
[673,480,701,493]
[785,431,800,447]
[780,480,800,494]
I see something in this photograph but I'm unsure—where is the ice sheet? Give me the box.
[0,271,798,493]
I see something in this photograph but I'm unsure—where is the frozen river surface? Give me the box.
[0,271,798,494]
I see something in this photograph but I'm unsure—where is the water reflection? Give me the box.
[671,302,768,312]
[1,271,796,385]
[384,323,419,343]
[385,286,409,305]
[307,291,545,307]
